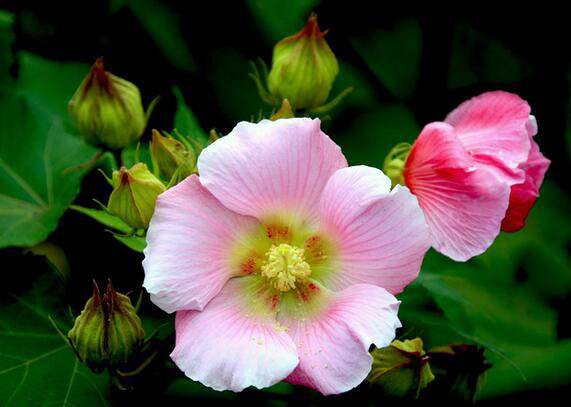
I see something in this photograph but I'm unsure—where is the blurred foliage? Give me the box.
[0,2,570,405]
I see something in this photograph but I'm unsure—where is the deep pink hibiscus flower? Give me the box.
[404,91,550,261]
[143,118,431,394]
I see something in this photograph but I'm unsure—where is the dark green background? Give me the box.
[1,1,570,405]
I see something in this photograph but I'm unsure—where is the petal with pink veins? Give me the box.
[198,118,347,224]
[317,166,431,294]
[277,282,401,395]
[404,122,511,261]
[171,277,299,392]
[501,139,551,232]
[143,175,259,313]
[445,91,532,185]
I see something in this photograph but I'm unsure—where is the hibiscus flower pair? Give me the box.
[143,91,549,395]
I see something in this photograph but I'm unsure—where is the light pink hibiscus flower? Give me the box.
[143,118,431,394]
[403,91,550,261]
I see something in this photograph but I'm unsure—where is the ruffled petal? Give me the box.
[317,166,430,294]
[404,122,511,261]
[445,91,532,184]
[172,277,299,392]
[501,139,550,232]
[277,282,401,395]
[197,118,347,224]
[143,175,259,313]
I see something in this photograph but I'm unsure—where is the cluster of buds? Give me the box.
[68,58,148,150]
[251,13,352,114]
[67,280,145,371]
[150,129,198,186]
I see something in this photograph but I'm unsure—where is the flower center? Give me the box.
[261,244,311,292]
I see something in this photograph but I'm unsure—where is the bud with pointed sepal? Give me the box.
[107,163,166,229]
[67,280,145,371]
[270,99,295,120]
[149,129,197,183]
[69,58,147,149]
[368,338,435,398]
[267,14,339,110]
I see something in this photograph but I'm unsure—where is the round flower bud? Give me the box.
[368,338,435,398]
[149,129,196,182]
[107,163,166,229]
[68,281,145,371]
[68,58,146,149]
[267,14,339,110]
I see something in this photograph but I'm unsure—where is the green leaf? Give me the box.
[0,10,14,85]
[15,52,90,120]
[113,235,146,253]
[0,268,110,406]
[245,0,319,45]
[70,205,132,234]
[173,86,208,145]
[0,94,96,248]
[447,24,529,89]
[123,0,195,72]
[334,104,419,167]
[351,19,423,99]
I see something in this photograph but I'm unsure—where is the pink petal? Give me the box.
[171,277,298,392]
[317,166,430,294]
[143,175,259,313]
[445,91,532,185]
[404,122,511,261]
[198,118,347,224]
[277,282,401,395]
[501,139,550,232]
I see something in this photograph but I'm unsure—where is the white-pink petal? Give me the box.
[318,166,430,294]
[143,175,259,313]
[404,122,511,261]
[197,118,347,224]
[277,283,401,395]
[171,277,299,392]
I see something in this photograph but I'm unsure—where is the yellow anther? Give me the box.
[261,244,311,291]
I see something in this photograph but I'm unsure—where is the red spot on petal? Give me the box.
[304,235,326,263]
[268,294,280,310]
[240,256,257,275]
[266,225,289,242]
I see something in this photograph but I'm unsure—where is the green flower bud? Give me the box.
[427,344,492,402]
[368,338,435,398]
[107,163,166,229]
[150,129,196,182]
[267,14,339,110]
[68,58,146,149]
[68,281,145,371]
[383,142,412,188]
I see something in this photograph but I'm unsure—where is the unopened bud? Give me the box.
[383,142,411,188]
[428,344,492,402]
[68,58,146,149]
[368,338,434,398]
[267,14,339,110]
[107,163,166,229]
[150,129,196,182]
[68,281,145,371]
